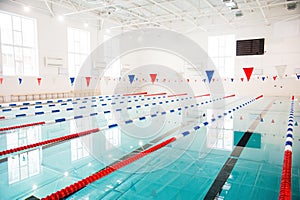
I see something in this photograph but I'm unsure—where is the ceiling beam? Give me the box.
[44,0,54,17]
[202,0,233,26]
[256,0,269,24]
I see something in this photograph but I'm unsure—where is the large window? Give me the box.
[67,27,90,77]
[0,11,38,76]
[208,35,235,78]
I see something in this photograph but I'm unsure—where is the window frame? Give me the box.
[0,10,39,76]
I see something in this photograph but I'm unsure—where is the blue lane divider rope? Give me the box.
[0,94,148,113]
[1,94,169,120]
[0,94,229,132]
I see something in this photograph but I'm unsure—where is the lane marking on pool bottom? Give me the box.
[0,94,229,156]
[41,95,263,200]
[0,93,220,132]
[279,96,295,200]
[204,97,274,200]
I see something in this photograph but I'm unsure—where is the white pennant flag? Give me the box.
[275,65,287,78]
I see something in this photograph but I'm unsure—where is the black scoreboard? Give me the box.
[236,38,265,56]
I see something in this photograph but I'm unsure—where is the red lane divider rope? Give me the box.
[0,128,99,157]
[224,94,236,99]
[194,93,210,98]
[144,92,167,97]
[255,94,264,100]
[167,93,188,98]
[42,137,176,200]
[123,92,147,96]
[0,122,45,132]
[279,151,292,200]
[279,95,294,200]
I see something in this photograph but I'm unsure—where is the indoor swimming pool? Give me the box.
[0,94,299,200]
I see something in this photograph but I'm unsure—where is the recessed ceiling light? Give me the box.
[57,15,64,22]
[64,171,69,176]
[84,22,89,27]
[23,6,30,12]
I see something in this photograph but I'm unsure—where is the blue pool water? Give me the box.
[0,95,299,199]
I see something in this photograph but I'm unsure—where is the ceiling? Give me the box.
[6,0,300,32]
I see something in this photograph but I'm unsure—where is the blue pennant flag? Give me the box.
[70,77,75,86]
[18,78,22,85]
[128,75,135,84]
[205,70,214,83]
[297,74,300,79]
[231,78,234,82]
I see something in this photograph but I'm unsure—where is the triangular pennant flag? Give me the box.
[273,76,277,81]
[205,70,214,83]
[241,77,244,82]
[297,74,300,80]
[70,77,75,86]
[128,75,135,84]
[231,78,234,82]
[275,65,286,78]
[37,77,42,86]
[295,121,298,126]
[262,77,265,81]
[240,116,243,120]
[0,77,3,84]
[260,118,264,122]
[149,74,157,84]
[203,79,206,83]
[85,76,91,87]
[119,77,122,81]
[243,67,254,81]
[18,78,22,85]
[230,116,233,119]
[271,119,275,123]
[186,79,189,82]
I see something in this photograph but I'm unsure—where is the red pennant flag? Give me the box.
[241,77,244,82]
[85,76,91,87]
[240,116,243,120]
[273,76,277,80]
[0,77,3,84]
[37,77,42,86]
[149,74,157,84]
[163,78,166,82]
[271,119,275,123]
[187,79,189,82]
[243,67,254,81]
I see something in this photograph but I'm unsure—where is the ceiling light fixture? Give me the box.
[84,22,89,27]
[23,5,30,12]
[57,15,64,22]
[225,0,237,8]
